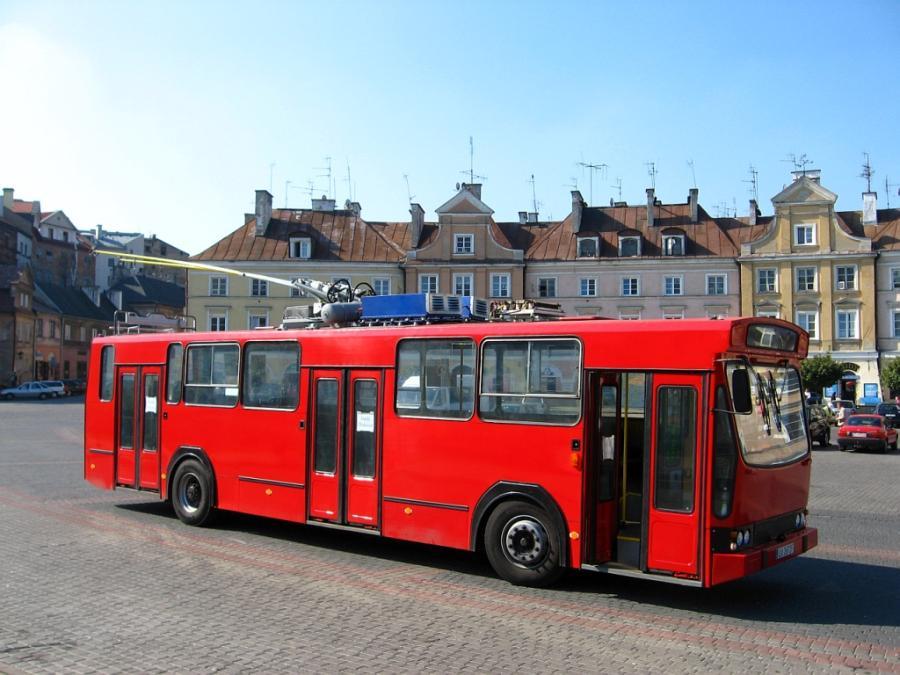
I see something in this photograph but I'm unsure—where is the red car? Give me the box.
[837,414,898,453]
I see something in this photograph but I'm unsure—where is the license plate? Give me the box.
[851,432,867,438]
[775,542,795,560]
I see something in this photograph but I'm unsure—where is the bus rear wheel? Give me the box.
[484,500,563,587]
[171,459,217,526]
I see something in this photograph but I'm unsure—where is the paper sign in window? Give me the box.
[145,396,157,414]
[356,411,375,433]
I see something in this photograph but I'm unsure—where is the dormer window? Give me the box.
[577,237,599,258]
[794,223,816,246]
[662,234,685,256]
[289,236,312,259]
[619,235,641,257]
[454,234,474,255]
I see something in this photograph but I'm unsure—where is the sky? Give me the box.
[1,0,898,254]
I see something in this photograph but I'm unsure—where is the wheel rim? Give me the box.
[501,516,549,568]
[178,474,202,514]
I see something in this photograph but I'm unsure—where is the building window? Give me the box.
[453,274,473,296]
[248,312,269,329]
[208,312,227,332]
[795,311,818,340]
[664,276,683,296]
[706,274,726,296]
[373,277,391,295]
[756,309,780,319]
[289,237,312,259]
[210,276,228,296]
[290,277,305,297]
[251,279,268,297]
[662,235,685,256]
[618,310,641,320]
[796,267,816,292]
[621,277,640,296]
[64,324,71,340]
[454,234,474,255]
[538,277,557,298]
[36,319,44,338]
[580,278,597,297]
[893,311,900,338]
[50,320,57,338]
[757,269,777,293]
[663,309,684,319]
[836,309,858,339]
[794,223,816,245]
[619,236,641,257]
[706,308,728,319]
[577,237,598,258]
[419,274,438,294]
[835,266,857,291]
[490,273,510,298]
[892,268,900,290]
[79,326,86,342]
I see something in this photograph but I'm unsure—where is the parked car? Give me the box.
[875,402,899,427]
[62,378,86,395]
[40,380,67,397]
[855,404,877,414]
[1,382,55,400]
[837,414,898,453]
[807,405,831,447]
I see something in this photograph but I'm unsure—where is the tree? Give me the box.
[800,354,845,397]
[881,358,900,398]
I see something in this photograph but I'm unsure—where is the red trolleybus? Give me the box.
[84,315,817,587]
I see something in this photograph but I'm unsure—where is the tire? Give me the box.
[484,500,564,587]
[39,392,48,400]
[2,394,12,401]
[819,436,828,447]
[171,459,217,526]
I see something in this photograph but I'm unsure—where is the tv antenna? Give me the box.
[860,152,875,193]
[611,177,623,202]
[269,162,276,193]
[783,153,813,175]
[577,160,607,205]
[687,160,697,189]
[645,161,658,189]
[886,176,899,209]
[528,174,541,215]
[564,176,579,191]
[743,164,759,202]
[343,159,354,203]
[460,136,486,184]
[284,180,292,208]
[314,157,333,199]
[403,174,415,204]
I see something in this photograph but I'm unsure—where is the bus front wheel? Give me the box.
[484,500,563,587]
[171,459,217,527]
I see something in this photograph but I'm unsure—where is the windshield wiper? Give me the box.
[767,372,783,434]
[755,371,772,435]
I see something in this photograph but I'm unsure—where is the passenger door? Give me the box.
[307,369,382,528]
[115,366,139,487]
[646,373,703,577]
[137,366,162,490]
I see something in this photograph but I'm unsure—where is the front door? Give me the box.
[646,373,703,577]
[115,366,138,487]
[138,366,162,490]
[308,369,382,528]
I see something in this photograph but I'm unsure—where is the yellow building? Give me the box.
[739,171,877,399]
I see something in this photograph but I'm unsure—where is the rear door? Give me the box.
[646,373,704,577]
[308,369,343,521]
[345,370,382,527]
[115,366,139,487]
[138,366,162,490]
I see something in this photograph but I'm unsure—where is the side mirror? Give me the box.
[731,369,753,414]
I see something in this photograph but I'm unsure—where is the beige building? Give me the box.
[189,191,408,331]
[739,171,878,400]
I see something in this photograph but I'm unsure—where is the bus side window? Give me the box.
[166,343,183,404]
[242,341,300,410]
[99,345,115,401]
[184,344,239,407]
[396,339,474,419]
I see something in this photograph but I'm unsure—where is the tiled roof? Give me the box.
[110,275,185,309]
[37,283,116,322]
[840,209,900,249]
[0,264,24,289]
[194,210,409,263]
[525,203,744,261]
[11,200,35,214]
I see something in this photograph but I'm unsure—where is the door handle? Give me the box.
[298,420,305,429]
[163,412,168,420]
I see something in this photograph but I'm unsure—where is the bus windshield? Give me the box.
[726,362,808,466]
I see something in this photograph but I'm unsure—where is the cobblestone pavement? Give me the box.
[1,400,898,673]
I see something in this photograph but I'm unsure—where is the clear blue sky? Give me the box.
[1,0,898,254]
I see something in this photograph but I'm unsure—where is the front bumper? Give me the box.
[711,527,818,586]
[838,437,886,451]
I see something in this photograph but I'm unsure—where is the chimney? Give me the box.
[254,189,273,236]
[461,183,482,200]
[349,201,361,217]
[109,289,123,311]
[646,188,655,227]
[749,199,760,226]
[791,169,821,184]
[311,195,336,212]
[862,192,878,226]
[2,187,12,210]
[571,190,585,233]
[688,188,699,223]
[409,203,425,248]
[518,211,528,224]
[527,212,538,223]
[95,224,103,240]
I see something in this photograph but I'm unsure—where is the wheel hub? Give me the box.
[179,475,202,513]
[503,517,548,568]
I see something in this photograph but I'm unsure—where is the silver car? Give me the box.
[1,382,56,400]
